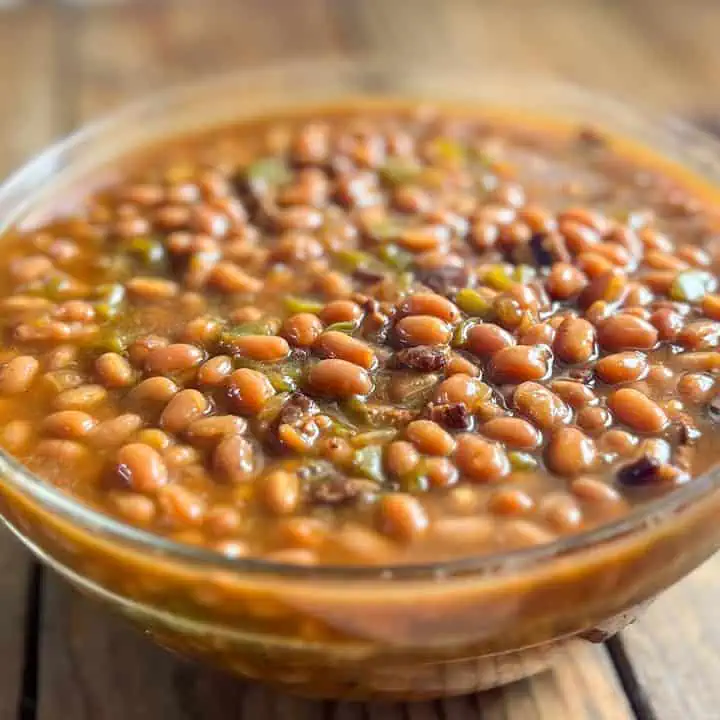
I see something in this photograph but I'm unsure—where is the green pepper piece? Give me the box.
[221,320,275,340]
[284,296,324,314]
[513,264,535,284]
[455,288,493,317]
[325,320,359,334]
[95,283,125,306]
[335,248,374,272]
[125,236,165,266]
[508,451,538,472]
[670,270,715,303]
[267,373,297,393]
[451,318,478,347]
[378,244,413,271]
[484,265,515,292]
[91,327,128,353]
[379,159,422,185]
[353,428,398,447]
[428,137,467,166]
[246,157,292,187]
[352,445,385,484]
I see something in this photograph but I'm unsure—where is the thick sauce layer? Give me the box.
[0,105,719,565]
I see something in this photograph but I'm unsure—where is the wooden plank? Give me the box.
[612,554,720,720]
[0,4,60,719]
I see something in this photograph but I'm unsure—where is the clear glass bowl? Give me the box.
[1,60,720,699]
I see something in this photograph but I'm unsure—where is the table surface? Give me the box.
[1,1,720,718]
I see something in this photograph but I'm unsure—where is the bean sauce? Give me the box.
[0,104,718,566]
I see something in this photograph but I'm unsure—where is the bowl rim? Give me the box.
[1,57,719,581]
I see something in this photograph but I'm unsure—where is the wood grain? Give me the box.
[0,4,60,719]
[613,555,720,720]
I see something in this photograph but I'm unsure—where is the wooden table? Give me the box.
[1,1,720,718]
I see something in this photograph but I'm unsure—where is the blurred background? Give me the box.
[2,0,720,179]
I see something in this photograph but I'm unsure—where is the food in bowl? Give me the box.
[0,73,719,698]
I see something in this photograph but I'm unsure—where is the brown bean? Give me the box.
[260,471,300,515]
[677,373,715,404]
[42,410,96,439]
[385,440,420,477]
[598,428,639,458]
[546,263,587,300]
[481,417,542,449]
[54,384,107,410]
[282,313,323,347]
[108,492,157,526]
[126,277,178,300]
[425,457,459,488]
[675,351,720,372]
[160,389,210,434]
[553,317,596,364]
[454,434,510,482]
[114,443,168,492]
[701,293,720,321]
[399,293,460,323]
[434,373,490,406]
[545,427,596,476]
[89,414,144,449]
[677,320,720,351]
[519,321,556,346]
[308,359,372,398]
[144,343,204,375]
[314,331,375,369]
[576,406,612,435]
[224,335,290,363]
[377,493,429,542]
[446,353,480,376]
[127,376,179,409]
[227,368,276,415]
[406,420,455,456]
[0,355,39,394]
[488,488,535,516]
[608,388,668,433]
[489,344,553,384]
[466,323,515,357]
[394,315,451,346]
[156,485,206,527]
[540,492,583,532]
[597,314,658,352]
[319,300,363,325]
[185,415,247,447]
[95,352,134,388]
[513,381,571,430]
[213,434,256,483]
[549,379,597,409]
[0,420,33,453]
[595,351,648,384]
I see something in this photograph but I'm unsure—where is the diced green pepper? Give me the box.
[379,159,423,185]
[246,157,292,187]
[670,270,715,303]
[351,445,385,484]
[125,236,165,266]
[325,320,359,334]
[352,428,398,447]
[378,244,413,271]
[284,296,324,314]
[455,288,493,317]
[428,137,467,166]
[451,318,478,347]
[513,264,536,284]
[508,451,539,472]
[484,265,515,291]
[335,248,374,272]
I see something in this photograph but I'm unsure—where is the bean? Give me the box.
[128,335,168,367]
[571,476,623,505]
[282,313,323,347]
[182,315,222,345]
[406,420,455,456]
[227,368,276,415]
[185,415,247,447]
[399,293,460,323]
[425,457,459,488]
[127,376,179,409]
[677,320,720,351]
[546,428,596,476]
[608,388,668,433]
[197,355,233,386]
[454,434,510,482]
[144,343,204,375]
[42,410,96,439]
[377,493,429,542]
[549,380,597,409]
[598,428,639,457]
[204,506,242,538]
[160,389,210,434]
[0,420,33,452]
[260,471,300,515]
[95,352,134,388]
[434,373,490,406]
[645,364,676,394]
[314,331,375,369]
[595,352,648,384]
[135,428,173,451]
[446,353,480,376]
[513,381,571,430]
[156,485,206,527]
[108,492,157,526]
[225,335,290,363]
[488,488,535,516]
[318,435,354,466]
[213,435,256,483]
[519,321,556,346]
[0,356,39,394]
[675,351,720,372]
[481,417,541,450]
[307,359,372,398]
[489,344,553,384]
[319,300,362,325]
[385,440,420,477]
[677,373,715,404]
[431,516,494,547]
[546,263,587,300]
[553,317,596,364]
[598,314,658,351]
[114,443,168,493]
[503,519,556,548]
[576,406,612,435]
[394,315,451,346]
[466,323,515,357]
[54,384,107,410]
[701,293,720,321]
[210,262,262,293]
[89,414,144,449]
[126,277,178,300]
[540,492,583,532]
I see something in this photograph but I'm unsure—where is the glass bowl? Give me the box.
[0,59,719,700]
